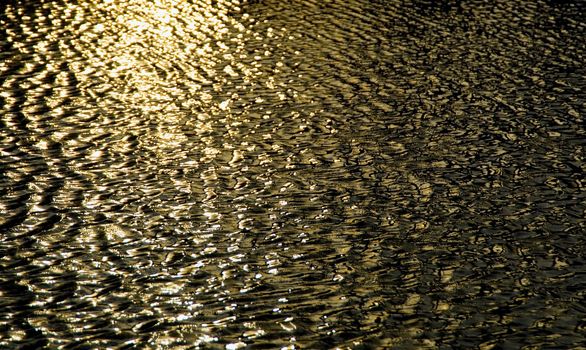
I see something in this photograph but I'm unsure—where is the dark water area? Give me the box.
[1,0,585,348]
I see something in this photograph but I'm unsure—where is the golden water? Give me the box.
[1,0,585,348]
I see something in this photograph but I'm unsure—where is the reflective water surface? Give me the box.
[1,0,585,348]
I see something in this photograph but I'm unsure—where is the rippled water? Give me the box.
[1,0,585,348]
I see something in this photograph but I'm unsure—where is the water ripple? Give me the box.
[1,0,585,348]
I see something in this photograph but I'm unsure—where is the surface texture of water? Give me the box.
[1,0,585,348]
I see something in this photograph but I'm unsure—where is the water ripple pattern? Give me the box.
[1,0,585,348]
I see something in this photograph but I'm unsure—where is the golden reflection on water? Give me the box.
[50,0,305,347]
[3,0,584,348]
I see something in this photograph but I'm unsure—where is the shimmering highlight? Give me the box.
[1,0,585,348]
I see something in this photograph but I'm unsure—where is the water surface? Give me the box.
[1,0,585,348]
